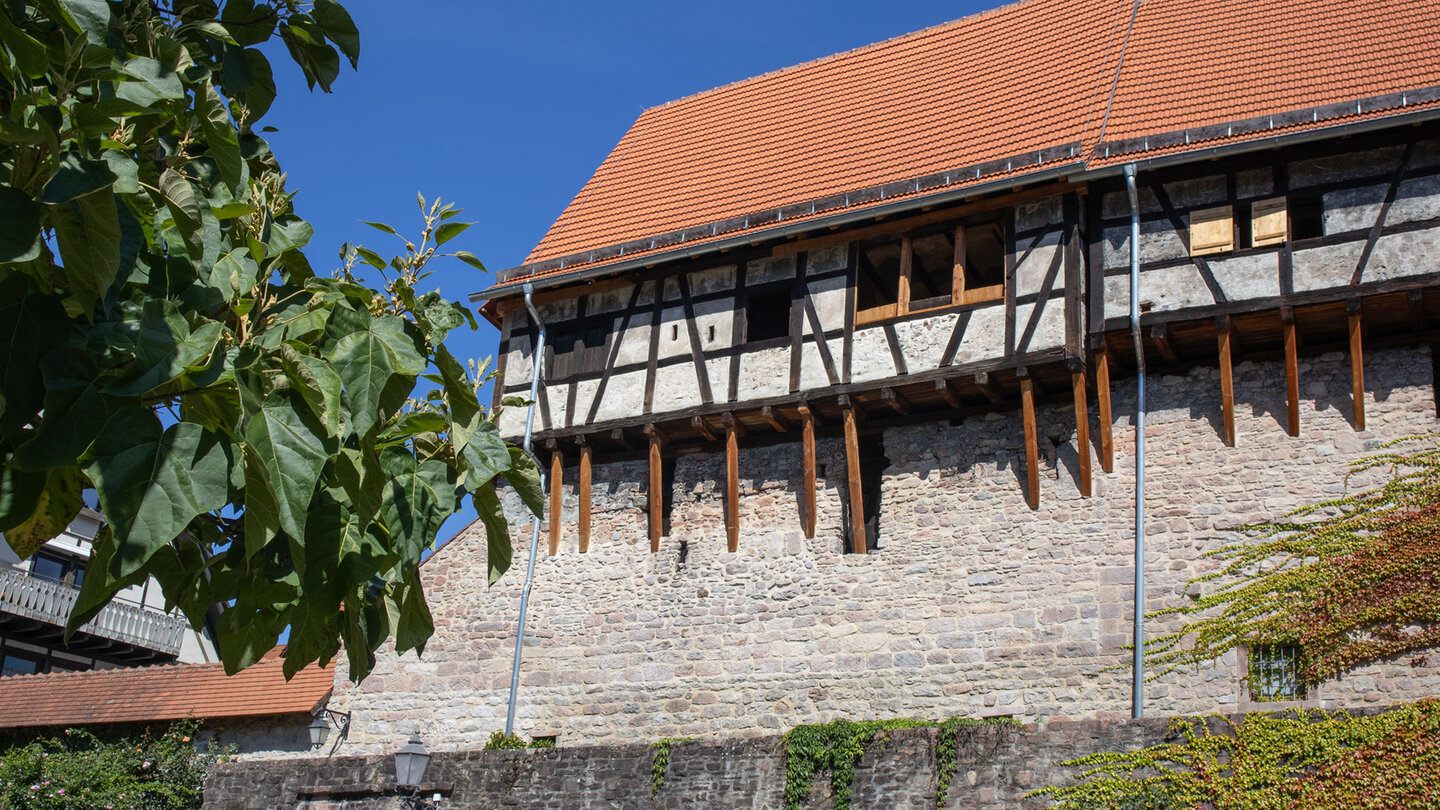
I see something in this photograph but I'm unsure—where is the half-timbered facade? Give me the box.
[331,0,1440,751]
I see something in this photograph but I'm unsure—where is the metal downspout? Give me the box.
[505,283,548,736]
[1124,163,1146,719]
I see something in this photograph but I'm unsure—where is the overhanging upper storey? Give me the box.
[476,0,1440,303]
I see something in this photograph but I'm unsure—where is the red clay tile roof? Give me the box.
[0,657,333,729]
[494,0,1440,293]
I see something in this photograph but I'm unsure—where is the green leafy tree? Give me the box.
[0,0,539,682]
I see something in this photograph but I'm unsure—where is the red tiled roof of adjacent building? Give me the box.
[0,656,333,729]
[497,0,1440,292]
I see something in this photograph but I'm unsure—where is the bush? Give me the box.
[0,720,232,809]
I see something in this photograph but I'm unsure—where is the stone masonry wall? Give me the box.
[204,717,1184,809]
[323,346,1440,755]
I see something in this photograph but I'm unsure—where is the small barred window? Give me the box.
[1248,644,1306,702]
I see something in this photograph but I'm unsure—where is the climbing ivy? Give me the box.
[1144,435,1440,684]
[481,731,551,751]
[782,716,1015,810]
[1031,699,1440,809]
[649,737,693,799]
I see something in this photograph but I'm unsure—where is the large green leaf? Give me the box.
[56,0,111,45]
[48,189,121,315]
[14,350,111,471]
[82,411,231,578]
[311,0,359,68]
[474,484,511,585]
[2,465,86,558]
[0,188,42,262]
[244,389,334,542]
[41,154,115,203]
[0,12,48,79]
[325,314,424,438]
[197,82,243,190]
[0,461,46,540]
[65,525,149,638]
[503,446,545,518]
[105,299,225,396]
[393,569,433,656]
[460,418,511,489]
[115,55,186,107]
[158,168,206,261]
[0,277,68,436]
[279,345,344,437]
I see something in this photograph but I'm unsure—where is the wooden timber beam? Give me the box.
[841,402,868,554]
[1216,316,1236,447]
[609,428,632,451]
[644,424,666,552]
[721,413,741,552]
[973,371,1004,405]
[578,437,592,553]
[1149,323,1179,364]
[797,404,818,539]
[880,387,910,417]
[1349,300,1366,431]
[1095,346,1114,473]
[1072,369,1091,497]
[935,378,962,409]
[761,405,789,433]
[1282,307,1300,437]
[1019,370,1040,510]
[548,442,562,556]
[691,416,718,443]
[1409,289,1427,333]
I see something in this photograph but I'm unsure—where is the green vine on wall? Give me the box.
[1031,699,1440,809]
[782,716,1017,810]
[482,731,553,750]
[649,737,694,799]
[1145,435,1440,684]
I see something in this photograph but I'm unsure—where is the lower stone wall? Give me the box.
[325,346,1440,753]
[202,717,1175,809]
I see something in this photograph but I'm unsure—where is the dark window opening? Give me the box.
[1239,210,1253,249]
[547,329,578,378]
[1290,195,1325,240]
[583,323,606,350]
[745,288,792,342]
[844,433,889,554]
[31,549,85,587]
[909,231,956,311]
[962,218,1006,295]
[1248,643,1306,702]
[856,237,903,316]
[660,455,677,536]
[1,649,43,677]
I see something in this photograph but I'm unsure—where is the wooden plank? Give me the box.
[578,441,592,553]
[1217,317,1236,447]
[761,405,789,433]
[1352,141,1416,285]
[1062,192,1084,364]
[881,322,909,375]
[1072,370,1091,497]
[609,428,632,451]
[789,254,806,393]
[772,181,1081,256]
[974,371,1004,405]
[803,295,841,385]
[1149,323,1179,364]
[1020,375,1040,510]
[1096,345,1114,473]
[724,417,740,553]
[1410,289,1428,333]
[676,273,714,404]
[1349,301,1366,431]
[691,415,718,443]
[643,282,663,414]
[1283,308,1299,437]
[842,405,867,554]
[645,424,665,552]
[842,243,856,383]
[798,405,818,539]
[548,449,562,556]
[881,387,910,417]
[935,378,961,409]
[728,261,746,402]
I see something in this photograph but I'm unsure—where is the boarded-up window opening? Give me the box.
[1290,195,1325,240]
[843,433,888,554]
[1188,205,1234,256]
[548,328,578,378]
[746,287,792,342]
[1250,197,1288,248]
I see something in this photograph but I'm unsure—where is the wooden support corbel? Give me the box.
[546,440,562,556]
[609,428,632,451]
[1348,300,1365,431]
[840,401,867,554]
[1282,307,1299,437]
[973,371,1004,405]
[880,387,910,417]
[720,413,742,552]
[1149,323,1179,364]
[644,424,666,552]
[1216,316,1236,447]
[761,405,788,433]
[1018,368,1040,510]
[935,378,961,409]
[1095,345,1115,473]
[691,416,718,443]
[1072,368,1091,497]
[797,404,818,539]
[577,435,592,554]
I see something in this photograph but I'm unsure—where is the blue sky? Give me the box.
[261,0,994,546]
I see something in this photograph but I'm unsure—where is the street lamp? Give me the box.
[395,735,439,808]
[308,709,352,754]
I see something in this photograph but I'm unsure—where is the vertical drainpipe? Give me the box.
[505,283,549,737]
[1124,163,1146,719]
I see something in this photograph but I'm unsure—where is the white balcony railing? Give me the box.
[0,566,188,656]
